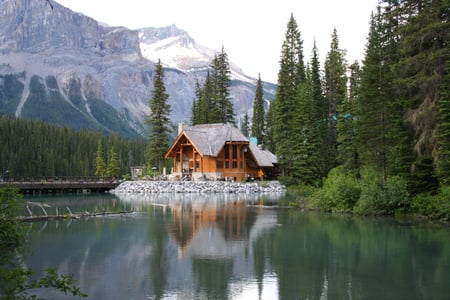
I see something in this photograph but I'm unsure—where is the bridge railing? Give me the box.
[1,176,117,184]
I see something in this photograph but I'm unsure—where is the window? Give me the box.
[224,144,229,159]
[225,161,229,168]
[232,145,237,159]
[217,160,223,168]
[232,161,237,168]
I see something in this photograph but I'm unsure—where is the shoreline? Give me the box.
[111,180,286,194]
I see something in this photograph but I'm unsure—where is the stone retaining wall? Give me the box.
[111,180,285,194]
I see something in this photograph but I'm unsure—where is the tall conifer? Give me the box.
[94,139,106,177]
[309,41,328,179]
[358,9,393,180]
[241,113,250,138]
[146,60,172,172]
[251,74,265,144]
[386,0,448,190]
[210,47,234,124]
[324,28,348,171]
[191,79,202,125]
[106,146,120,178]
[291,68,316,184]
[337,61,361,173]
[273,13,305,176]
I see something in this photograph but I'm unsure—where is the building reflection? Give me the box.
[167,199,258,258]
[116,192,281,299]
[117,192,279,257]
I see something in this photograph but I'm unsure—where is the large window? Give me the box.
[224,144,229,159]
[232,145,237,159]
[217,160,223,168]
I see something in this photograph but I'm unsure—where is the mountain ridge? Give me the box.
[0,0,276,139]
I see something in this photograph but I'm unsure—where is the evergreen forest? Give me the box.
[263,1,449,218]
[0,116,146,178]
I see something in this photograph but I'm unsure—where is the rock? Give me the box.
[111,180,285,194]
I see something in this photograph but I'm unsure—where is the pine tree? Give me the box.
[94,139,106,177]
[309,41,328,179]
[146,60,172,172]
[358,12,388,177]
[337,61,361,173]
[199,71,214,124]
[264,104,275,153]
[385,0,449,189]
[210,47,234,124]
[381,2,416,186]
[272,13,306,176]
[106,146,120,178]
[241,113,250,138]
[324,28,348,171]
[358,9,393,180]
[251,74,265,145]
[291,69,316,184]
[436,51,450,186]
[191,79,202,125]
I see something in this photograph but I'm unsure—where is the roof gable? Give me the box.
[182,123,249,156]
[166,123,278,169]
[248,142,277,167]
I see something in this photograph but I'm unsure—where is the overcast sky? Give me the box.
[55,0,379,83]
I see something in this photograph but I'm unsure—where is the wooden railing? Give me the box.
[0,176,119,193]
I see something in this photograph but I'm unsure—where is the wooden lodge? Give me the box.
[165,123,278,181]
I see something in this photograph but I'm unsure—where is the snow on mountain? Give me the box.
[139,25,255,83]
[139,25,212,70]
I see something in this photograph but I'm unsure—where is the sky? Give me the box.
[55,0,379,83]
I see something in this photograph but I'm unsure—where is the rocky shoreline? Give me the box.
[111,180,286,194]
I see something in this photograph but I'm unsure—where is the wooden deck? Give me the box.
[0,176,119,194]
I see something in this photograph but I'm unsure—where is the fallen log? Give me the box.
[17,210,134,222]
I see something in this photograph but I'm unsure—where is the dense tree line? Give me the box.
[0,116,146,178]
[267,1,449,218]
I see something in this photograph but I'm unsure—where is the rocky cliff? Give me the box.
[0,0,276,138]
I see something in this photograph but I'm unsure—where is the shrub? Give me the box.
[384,175,411,213]
[353,169,384,215]
[353,169,410,215]
[313,167,360,213]
[411,186,450,220]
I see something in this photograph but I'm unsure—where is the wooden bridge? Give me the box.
[0,176,119,194]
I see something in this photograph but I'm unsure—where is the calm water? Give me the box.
[23,192,449,300]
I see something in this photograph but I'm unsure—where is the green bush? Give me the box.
[411,186,450,220]
[313,167,360,213]
[277,175,299,187]
[384,175,411,212]
[353,169,410,215]
[353,169,384,215]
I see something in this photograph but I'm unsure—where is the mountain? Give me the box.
[0,0,276,139]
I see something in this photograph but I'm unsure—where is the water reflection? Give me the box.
[23,193,449,300]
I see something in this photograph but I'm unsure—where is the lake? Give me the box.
[23,192,449,300]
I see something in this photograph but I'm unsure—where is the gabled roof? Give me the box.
[165,123,277,167]
[249,142,278,167]
[179,123,248,156]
